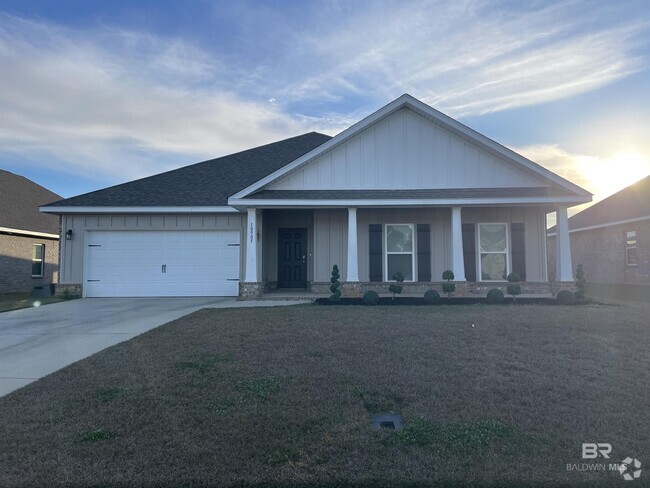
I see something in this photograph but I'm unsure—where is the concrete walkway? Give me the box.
[0,297,303,397]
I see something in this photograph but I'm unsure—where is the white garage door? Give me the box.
[85,230,240,297]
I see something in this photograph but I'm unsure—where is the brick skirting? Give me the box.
[55,283,83,298]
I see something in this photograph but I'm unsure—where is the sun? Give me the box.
[581,149,650,199]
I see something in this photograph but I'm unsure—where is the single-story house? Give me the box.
[41,94,591,299]
[547,175,649,288]
[1,169,61,294]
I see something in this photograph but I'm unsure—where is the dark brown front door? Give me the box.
[278,228,307,289]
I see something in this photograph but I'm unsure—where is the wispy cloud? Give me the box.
[269,0,647,117]
[0,1,648,186]
[0,15,341,183]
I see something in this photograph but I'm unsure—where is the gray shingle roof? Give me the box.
[0,170,61,234]
[44,132,331,208]
[247,187,575,200]
[549,175,650,232]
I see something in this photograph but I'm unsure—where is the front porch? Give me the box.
[239,205,575,299]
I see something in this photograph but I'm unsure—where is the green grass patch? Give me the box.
[79,429,114,443]
[207,397,237,415]
[264,447,302,465]
[236,377,281,400]
[387,417,513,452]
[96,387,124,402]
[175,353,233,374]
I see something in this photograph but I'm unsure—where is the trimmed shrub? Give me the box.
[442,270,456,298]
[362,290,380,305]
[389,272,404,300]
[556,289,575,304]
[506,272,522,302]
[575,264,587,299]
[486,288,504,304]
[329,265,341,302]
[423,289,441,305]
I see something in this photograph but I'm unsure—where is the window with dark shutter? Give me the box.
[462,224,476,281]
[369,224,383,282]
[511,223,526,280]
[417,224,431,281]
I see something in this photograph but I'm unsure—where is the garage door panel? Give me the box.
[85,230,241,297]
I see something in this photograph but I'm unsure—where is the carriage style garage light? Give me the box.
[65,229,73,240]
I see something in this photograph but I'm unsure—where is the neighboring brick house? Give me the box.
[547,175,650,287]
[0,170,61,293]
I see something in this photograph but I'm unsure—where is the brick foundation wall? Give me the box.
[54,283,82,298]
[0,234,59,293]
[238,282,264,299]
[548,220,650,286]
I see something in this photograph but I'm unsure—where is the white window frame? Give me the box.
[477,222,510,282]
[384,223,416,282]
[625,230,637,267]
[32,243,45,278]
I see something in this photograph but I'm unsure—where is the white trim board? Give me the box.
[40,206,240,214]
[0,226,59,239]
[230,94,592,200]
[229,196,590,208]
[547,215,650,236]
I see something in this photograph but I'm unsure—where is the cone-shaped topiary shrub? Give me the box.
[329,264,341,302]
[556,289,575,304]
[486,288,504,304]
[362,290,379,305]
[389,272,404,301]
[442,270,456,298]
[575,264,587,299]
[506,272,522,302]
[423,289,441,305]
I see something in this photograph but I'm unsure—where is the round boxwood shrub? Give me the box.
[486,288,504,304]
[362,290,380,305]
[423,289,441,305]
[556,289,575,304]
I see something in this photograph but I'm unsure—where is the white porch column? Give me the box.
[346,207,359,282]
[245,208,258,282]
[451,206,466,281]
[555,206,573,281]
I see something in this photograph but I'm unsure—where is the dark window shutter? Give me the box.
[417,224,431,281]
[369,224,383,282]
[511,223,526,280]
[462,224,476,282]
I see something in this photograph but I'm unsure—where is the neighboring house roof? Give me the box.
[0,169,61,236]
[548,175,650,234]
[43,132,331,209]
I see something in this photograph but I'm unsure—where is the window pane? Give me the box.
[626,231,637,246]
[32,261,43,276]
[32,244,44,260]
[387,254,413,281]
[480,253,506,280]
[626,247,637,266]
[479,224,507,252]
[386,225,413,252]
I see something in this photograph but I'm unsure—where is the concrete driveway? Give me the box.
[0,297,302,396]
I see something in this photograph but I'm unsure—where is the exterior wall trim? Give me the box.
[0,226,59,239]
[40,206,240,214]
[230,196,588,208]
[547,215,650,236]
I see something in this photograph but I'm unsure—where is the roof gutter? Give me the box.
[0,226,59,239]
[39,206,241,214]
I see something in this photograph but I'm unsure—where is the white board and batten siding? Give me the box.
[59,214,245,297]
[268,107,548,191]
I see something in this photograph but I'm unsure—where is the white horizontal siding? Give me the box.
[269,108,547,191]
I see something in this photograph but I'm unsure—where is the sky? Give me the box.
[1,0,650,219]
